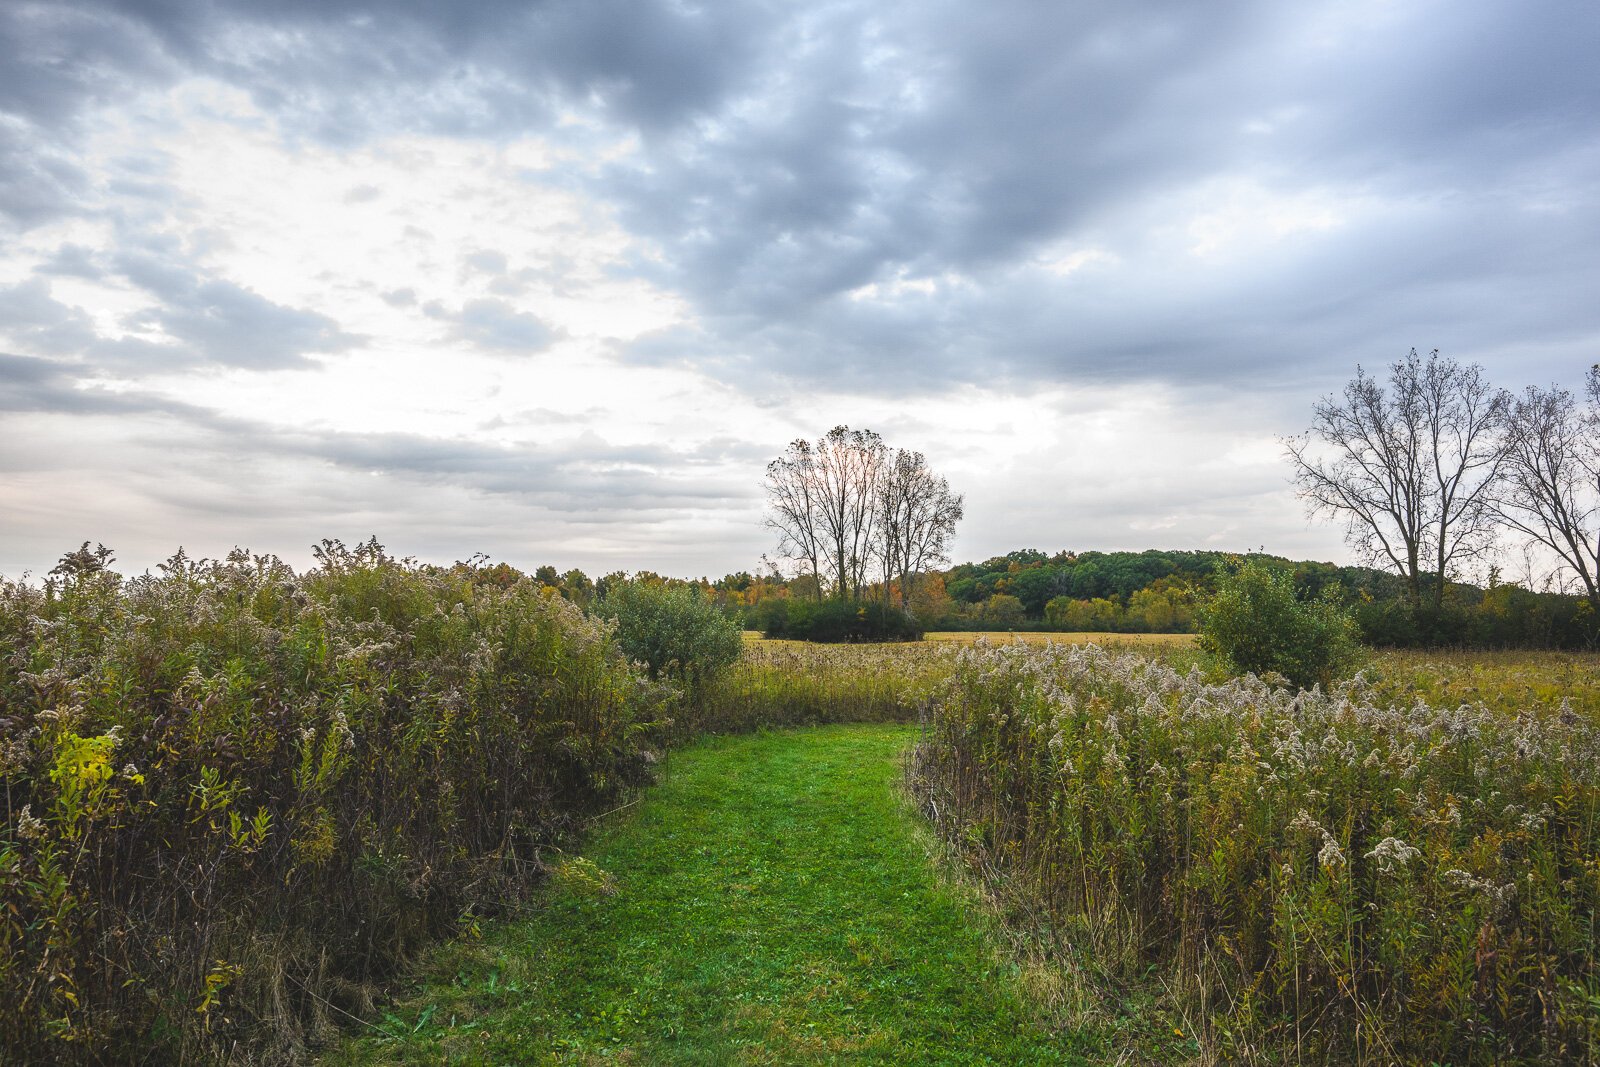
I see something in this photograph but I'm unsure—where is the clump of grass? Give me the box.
[547,855,617,899]
[0,540,669,1064]
[910,641,1600,1064]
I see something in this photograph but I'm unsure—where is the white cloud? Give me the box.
[2,0,1596,581]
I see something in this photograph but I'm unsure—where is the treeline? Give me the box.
[933,548,1598,648]
[692,547,1594,649]
[485,546,1597,648]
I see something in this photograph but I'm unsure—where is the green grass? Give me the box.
[326,724,1087,1065]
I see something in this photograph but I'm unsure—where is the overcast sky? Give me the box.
[2,0,1597,580]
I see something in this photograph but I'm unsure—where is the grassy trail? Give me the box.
[328,724,1085,1065]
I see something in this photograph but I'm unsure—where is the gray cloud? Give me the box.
[430,297,560,354]
[9,1,1596,394]
[0,125,91,227]
[1,353,750,517]
[0,280,101,355]
[0,258,360,372]
[462,249,508,276]
[3,0,1598,578]
[1,0,772,158]
[595,0,1600,394]
[109,241,361,368]
[0,368,763,587]
[0,3,176,226]
[35,243,104,278]
[131,277,357,369]
[0,352,219,420]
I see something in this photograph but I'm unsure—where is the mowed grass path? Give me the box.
[328,724,1085,1066]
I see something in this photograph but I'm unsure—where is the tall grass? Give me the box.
[0,542,668,1064]
[681,638,959,735]
[1370,648,1600,721]
[910,641,1600,1064]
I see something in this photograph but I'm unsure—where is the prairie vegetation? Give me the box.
[5,534,1600,1064]
[0,541,671,1063]
[683,637,956,734]
[1368,647,1600,720]
[910,639,1600,1064]
[926,629,1196,647]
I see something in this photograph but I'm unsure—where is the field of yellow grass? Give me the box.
[925,629,1196,647]
[744,629,1195,648]
[739,630,1600,720]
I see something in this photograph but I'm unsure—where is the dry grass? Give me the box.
[910,640,1600,1065]
[926,630,1197,648]
[743,629,1196,648]
[1369,646,1600,720]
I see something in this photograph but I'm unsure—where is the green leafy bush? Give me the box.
[1199,557,1363,688]
[0,540,668,1064]
[757,598,922,642]
[597,579,743,687]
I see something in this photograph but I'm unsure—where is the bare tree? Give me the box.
[1416,351,1510,602]
[764,427,961,607]
[812,426,885,601]
[1285,349,1508,610]
[764,439,825,600]
[877,449,964,610]
[1494,368,1600,601]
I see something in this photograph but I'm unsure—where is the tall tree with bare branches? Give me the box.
[812,426,886,601]
[764,438,825,600]
[764,427,961,606]
[877,449,964,610]
[1285,349,1509,610]
[1494,367,1600,601]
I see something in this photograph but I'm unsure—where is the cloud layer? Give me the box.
[2,0,1597,576]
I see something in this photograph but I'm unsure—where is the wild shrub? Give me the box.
[0,541,668,1064]
[596,579,743,688]
[1199,557,1364,688]
[911,641,1600,1064]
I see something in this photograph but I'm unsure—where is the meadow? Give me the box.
[327,725,1093,1066]
[925,630,1198,648]
[5,556,1600,1064]
[336,635,1600,1065]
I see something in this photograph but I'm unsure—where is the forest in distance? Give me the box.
[722,351,1600,650]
